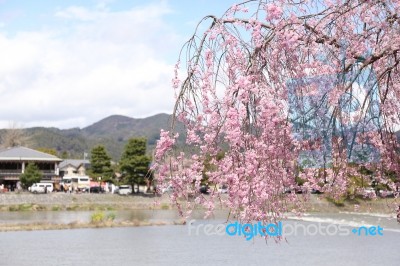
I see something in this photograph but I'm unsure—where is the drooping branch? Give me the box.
[155,0,400,231]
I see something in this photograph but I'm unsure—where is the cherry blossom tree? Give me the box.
[154,0,400,228]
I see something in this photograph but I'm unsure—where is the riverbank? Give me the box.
[0,192,172,212]
[0,192,398,213]
[0,192,398,232]
[0,218,184,232]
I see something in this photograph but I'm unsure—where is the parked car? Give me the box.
[311,188,323,194]
[62,175,90,192]
[357,187,376,197]
[218,185,228,194]
[161,185,174,194]
[200,185,210,194]
[118,185,132,195]
[378,190,394,198]
[89,186,104,193]
[283,186,307,194]
[29,183,53,194]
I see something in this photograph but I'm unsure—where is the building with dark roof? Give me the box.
[0,146,62,190]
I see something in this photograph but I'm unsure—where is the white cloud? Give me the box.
[0,2,181,129]
[55,6,102,21]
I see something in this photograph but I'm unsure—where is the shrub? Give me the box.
[326,197,345,207]
[106,213,116,221]
[91,211,105,224]
[52,206,61,211]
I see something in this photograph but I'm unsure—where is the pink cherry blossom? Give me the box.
[154,0,400,239]
[265,4,283,20]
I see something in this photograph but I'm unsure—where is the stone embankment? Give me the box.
[0,191,397,213]
[0,191,170,211]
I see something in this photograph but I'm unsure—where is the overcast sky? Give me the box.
[0,0,236,129]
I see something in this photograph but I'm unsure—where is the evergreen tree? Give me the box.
[120,138,151,194]
[19,163,42,189]
[90,145,113,181]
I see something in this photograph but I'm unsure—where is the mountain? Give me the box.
[82,113,174,144]
[0,113,184,161]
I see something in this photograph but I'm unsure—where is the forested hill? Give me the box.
[0,113,184,161]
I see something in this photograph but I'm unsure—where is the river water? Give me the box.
[0,210,399,266]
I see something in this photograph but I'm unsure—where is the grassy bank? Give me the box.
[0,192,398,213]
[0,192,174,212]
[303,194,399,214]
[0,219,186,232]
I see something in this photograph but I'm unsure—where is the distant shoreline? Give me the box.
[0,219,184,232]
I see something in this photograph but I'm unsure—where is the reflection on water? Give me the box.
[288,212,400,232]
[0,220,399,266]
[1,210,399,231]
[0,210,399,265]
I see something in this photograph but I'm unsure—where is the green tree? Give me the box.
[89,145,113,181]
[37,147,58,156]
[19,163,42,189]
[119,138,151,194]
[60,151,69,159]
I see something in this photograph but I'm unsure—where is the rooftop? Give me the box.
[0,146,62,162]
[59,159,90,169]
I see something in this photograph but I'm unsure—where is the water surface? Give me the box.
[0,211,399,265]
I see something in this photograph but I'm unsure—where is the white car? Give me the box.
[161,185,174,194]
[358,187,375,197]
[218,185,228,194]
[29,183,53,193]
[118,185,132,195]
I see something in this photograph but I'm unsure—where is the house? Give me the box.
[0,146,62,190]
[59,159,90,177]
